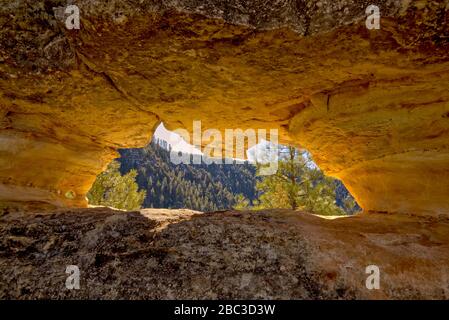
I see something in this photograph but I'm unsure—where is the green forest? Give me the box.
[88,140,359,215]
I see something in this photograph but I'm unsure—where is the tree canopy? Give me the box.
[250,146,358,215]
[87,161,146,210]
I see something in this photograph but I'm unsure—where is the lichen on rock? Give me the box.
[1,208,449,299]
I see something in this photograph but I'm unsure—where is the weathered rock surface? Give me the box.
[1,0,449,214]
[1,208,449,299]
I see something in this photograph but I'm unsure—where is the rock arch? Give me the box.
[0,0,448,214]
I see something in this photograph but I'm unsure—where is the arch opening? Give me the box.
[87,123,360,215]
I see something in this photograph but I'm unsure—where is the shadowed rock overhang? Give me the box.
[0,0,448,214]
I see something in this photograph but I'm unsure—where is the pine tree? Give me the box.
[91,140,357,214]
[233,194,250,210]
[254,147,347,215]
[87,161,146,210]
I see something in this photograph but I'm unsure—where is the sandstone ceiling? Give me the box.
[0,1,448,214]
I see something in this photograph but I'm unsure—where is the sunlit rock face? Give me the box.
[0,1,448,213]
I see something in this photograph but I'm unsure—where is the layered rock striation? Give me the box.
[0,1,448,214]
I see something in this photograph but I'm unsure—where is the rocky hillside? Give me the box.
[114,141,358,213]
[118,141,259,211]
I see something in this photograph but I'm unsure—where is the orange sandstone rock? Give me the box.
[0,1,448,214]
